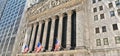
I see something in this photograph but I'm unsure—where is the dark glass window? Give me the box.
[94,15,98,21]
[95,27,100,33]
[109,3,113,8]
[113,24,118,30]
[92,0,96,3]
[100,14,104,19]
[115,36,120,44]
[103,38,109,45]
[93,7,97,12]
[115,0,120,6]
[98,0,101,1]
[96,39,101,46]
[110,11,115,17]
[99,6,103,11]
[8,37,15,51]
[102,26,107,32]
[117,9,120,15]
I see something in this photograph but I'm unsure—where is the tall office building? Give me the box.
[13,0,120,56]
[0,0,7,19]
[0,0,26,56]
[89,0,120,56]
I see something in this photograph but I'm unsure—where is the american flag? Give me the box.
[23,45,29,53]
[35,42,43,53]
[54,39,60,51]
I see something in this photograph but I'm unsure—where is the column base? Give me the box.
[29,50,33,53]
[43,49,47,52]
[70,47,75,50]
[59,47,64,51]
[66,45,71,50]
[75,46,87,50]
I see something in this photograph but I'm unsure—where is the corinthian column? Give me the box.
[48,17,56,51]
[57,14,63,50]
[42,20,48,51]
[34,22,42,49]
[66,10,72,50]
[29,23,37,52]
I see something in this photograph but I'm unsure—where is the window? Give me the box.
[94,15,98,21]
[115,36,120,44]
[117,9,120,15]
[99,6,103,11]
[102,26,107,32]
[93,7,97,12]
[108,3,113,8]
[103,38,109,45]
[98,0,101,1]
[8,37,15,51]
[18,5,25,15]
[115,0,120,6]
[110,11,115,17]
[92,0,96,3]
[112,24,118,30]
[96,39,101,46]
[95,27,100,33]
[100,14,104,19]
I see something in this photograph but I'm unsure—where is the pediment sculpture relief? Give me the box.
[27,0,71,16]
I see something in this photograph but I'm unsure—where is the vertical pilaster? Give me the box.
[66,10,72,49]
[35,22,42,49]
[26,25,33,46]
[29,23,37,52]
[48,17,56,51]
[42,20,48,51]
[58,14,63,49]
[21,25,32,52]
[76,9,84,49]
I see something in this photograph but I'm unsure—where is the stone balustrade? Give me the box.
[17,49,89,56]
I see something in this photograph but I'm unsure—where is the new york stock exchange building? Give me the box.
[11,0,120,56]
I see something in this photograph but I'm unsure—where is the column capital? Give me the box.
[51,16,57,20]
[58,13,64,18]
[44,19,50,23]
[76,7,81,12]
[27,24,32,27]
[38,20,44,24]
[67,10,73,16]
[33,23,37,26]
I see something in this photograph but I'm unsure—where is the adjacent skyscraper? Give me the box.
[0,0,7,19]
[0,0,26,56]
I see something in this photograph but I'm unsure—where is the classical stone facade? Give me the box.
[13,0,120,56]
